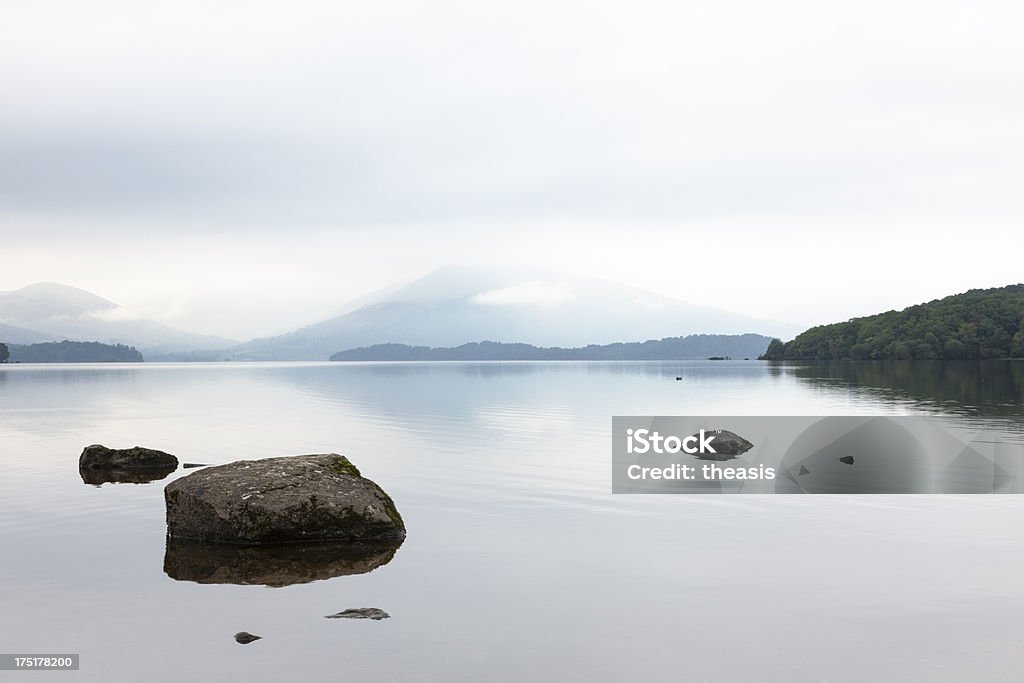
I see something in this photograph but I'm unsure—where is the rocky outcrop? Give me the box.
[79,444,179,470]
[164,454,405,545]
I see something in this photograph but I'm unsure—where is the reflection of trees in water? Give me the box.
[793,361,1024,417]
[0,367,141,385]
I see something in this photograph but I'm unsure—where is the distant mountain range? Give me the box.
[0,321,52,345]
[0,268,798,361]
[329,334,775,361]
[222,266,797,360]
[0,283,235,356]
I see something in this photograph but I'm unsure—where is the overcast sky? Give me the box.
[1,0,1022,339]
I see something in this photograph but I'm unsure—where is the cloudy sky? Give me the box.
[1,0,1022,339]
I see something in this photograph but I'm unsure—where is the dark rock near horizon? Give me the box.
[325,608,390,620]
[164,538,402,587]
[80,444,179,470]
[234,632,262,644]
[164,454,406,545]
[839,455,855,465]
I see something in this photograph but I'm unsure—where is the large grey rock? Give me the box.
[164,454,405,545]
[80,444,179,470]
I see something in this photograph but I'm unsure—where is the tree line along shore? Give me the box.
[0,340,143,363]
[760,284,1024,361]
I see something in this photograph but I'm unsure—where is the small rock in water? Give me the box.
[325,608,390,620]
[80,444,178,470]
[234,632,262,644]
[689,430,755,461]
[839,455,855,465]
[798,465,810,476]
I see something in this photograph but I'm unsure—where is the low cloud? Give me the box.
[472,282,576,307]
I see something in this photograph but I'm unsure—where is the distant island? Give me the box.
[330,334,773,361]
[3,340,144,363]
[760,284,1024,360]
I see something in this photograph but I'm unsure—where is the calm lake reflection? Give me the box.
[791,360,1024,418]
[164,539,402,587]
[1,360,1023,682]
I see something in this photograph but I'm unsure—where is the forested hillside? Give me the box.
[6,341,144,363]
[761,285,1024,360]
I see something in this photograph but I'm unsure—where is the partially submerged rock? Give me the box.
[234,632,262,644]
[325,608,390,620]
[164,454,405,545]
[80,444,179,470]
[691,430,755,461]
[164,538,401,587]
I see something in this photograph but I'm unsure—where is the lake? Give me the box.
[1,360,1023,681]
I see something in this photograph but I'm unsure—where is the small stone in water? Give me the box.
[325,608,390,620]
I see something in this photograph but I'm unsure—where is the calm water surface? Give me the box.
[1,361,1022,682]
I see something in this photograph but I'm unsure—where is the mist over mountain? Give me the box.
[0,283,235,355]
[226,266,797,361]
[0,321,52,345]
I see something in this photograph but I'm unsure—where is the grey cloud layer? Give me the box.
[2,0,1022,230]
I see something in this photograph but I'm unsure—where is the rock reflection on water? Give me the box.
[163,538,402,587]
[80,466,177,486]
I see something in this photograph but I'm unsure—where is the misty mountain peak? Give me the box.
[226,266,798,360]
[0,282,117,321]
[381,265,560,304]
[0,282,235,355]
